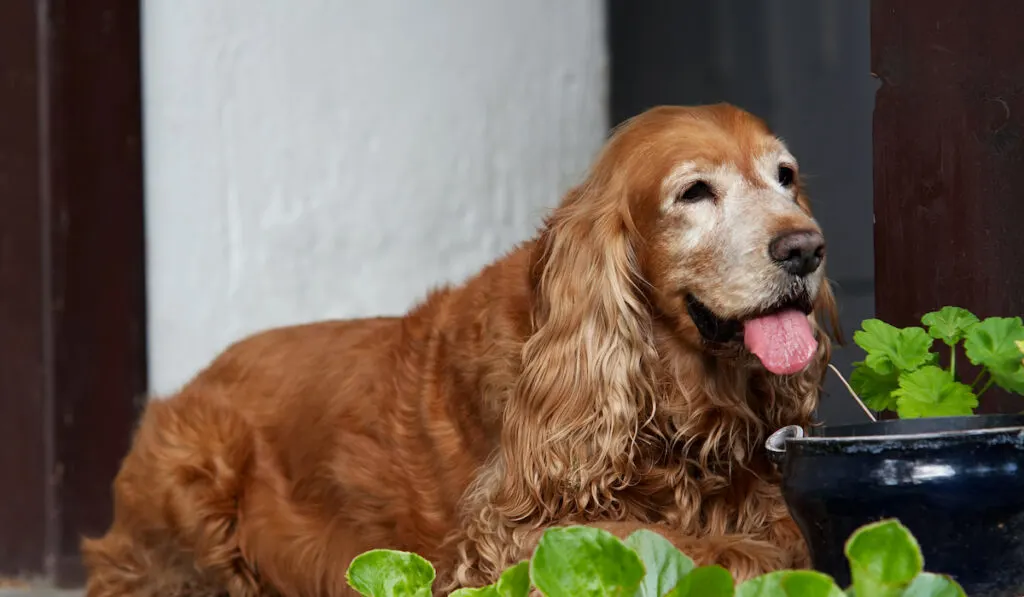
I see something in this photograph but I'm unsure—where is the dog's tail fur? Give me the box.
[81,387,261,597]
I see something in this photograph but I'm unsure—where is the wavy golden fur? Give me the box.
[82,104,840,597]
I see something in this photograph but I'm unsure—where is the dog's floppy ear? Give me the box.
[494,173,660,521]
[813,277,843,347]
[794,183,842,347]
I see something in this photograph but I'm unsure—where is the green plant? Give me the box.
[343,519,964,597]
[847,306,1024,419]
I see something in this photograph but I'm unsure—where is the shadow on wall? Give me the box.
[608,0,877,426]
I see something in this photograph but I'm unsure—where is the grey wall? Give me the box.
[609,0,876,425]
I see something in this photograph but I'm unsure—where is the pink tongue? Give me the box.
[743,309,818,375]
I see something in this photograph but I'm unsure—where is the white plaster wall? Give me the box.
[142,0,608,395]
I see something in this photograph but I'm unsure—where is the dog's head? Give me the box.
[640,105,836,373]
[544,104,838,375]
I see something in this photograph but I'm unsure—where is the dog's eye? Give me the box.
[677,181,715,203]
[778,166,795,187]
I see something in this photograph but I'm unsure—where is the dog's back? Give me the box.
[80,258,526,597]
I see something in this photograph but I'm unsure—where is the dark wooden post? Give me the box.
[872,0,1024,412]
[0,0,146,585]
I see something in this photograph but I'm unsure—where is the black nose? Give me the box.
[769,230,825,277]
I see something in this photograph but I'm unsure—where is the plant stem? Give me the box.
[977,376,996,398]
[971,370,986,389]
[950,346,956,378]
[827,363,878,422]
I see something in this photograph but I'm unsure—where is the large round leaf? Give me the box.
[624,529,695,597]
[901,572,967,597]
[736,570,843,597]
[844,519,923,597]
[530,526,645,597]
[450,561,530,597]
[346,549,435,597]
[667,565,734,597]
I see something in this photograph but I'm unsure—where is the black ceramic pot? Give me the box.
[766,414,1024,597]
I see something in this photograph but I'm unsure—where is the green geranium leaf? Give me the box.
[736,571,843,597]
[893,365,978,418]
[964,317,1024,394]
[666,566,734,597]
[844,519,923,597]
[921,307,979,347]
[346,549,435,597]
[854,320,936,375]
[853,319,902,374]
[530,526,645,597]
[624,529,694,597]
[849,361,901,412]
[901,572,967,597]
[450,561,530,597]
[990,367,1024,395]
[964,316,1024,370]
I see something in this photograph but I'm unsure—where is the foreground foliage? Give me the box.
[345,519,965,597]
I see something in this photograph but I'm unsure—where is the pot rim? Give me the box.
[789,424,1024,443]
[764,423,1024,462]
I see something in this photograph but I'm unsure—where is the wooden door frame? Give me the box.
[871,0,1024,412]
[0,0,146,585]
